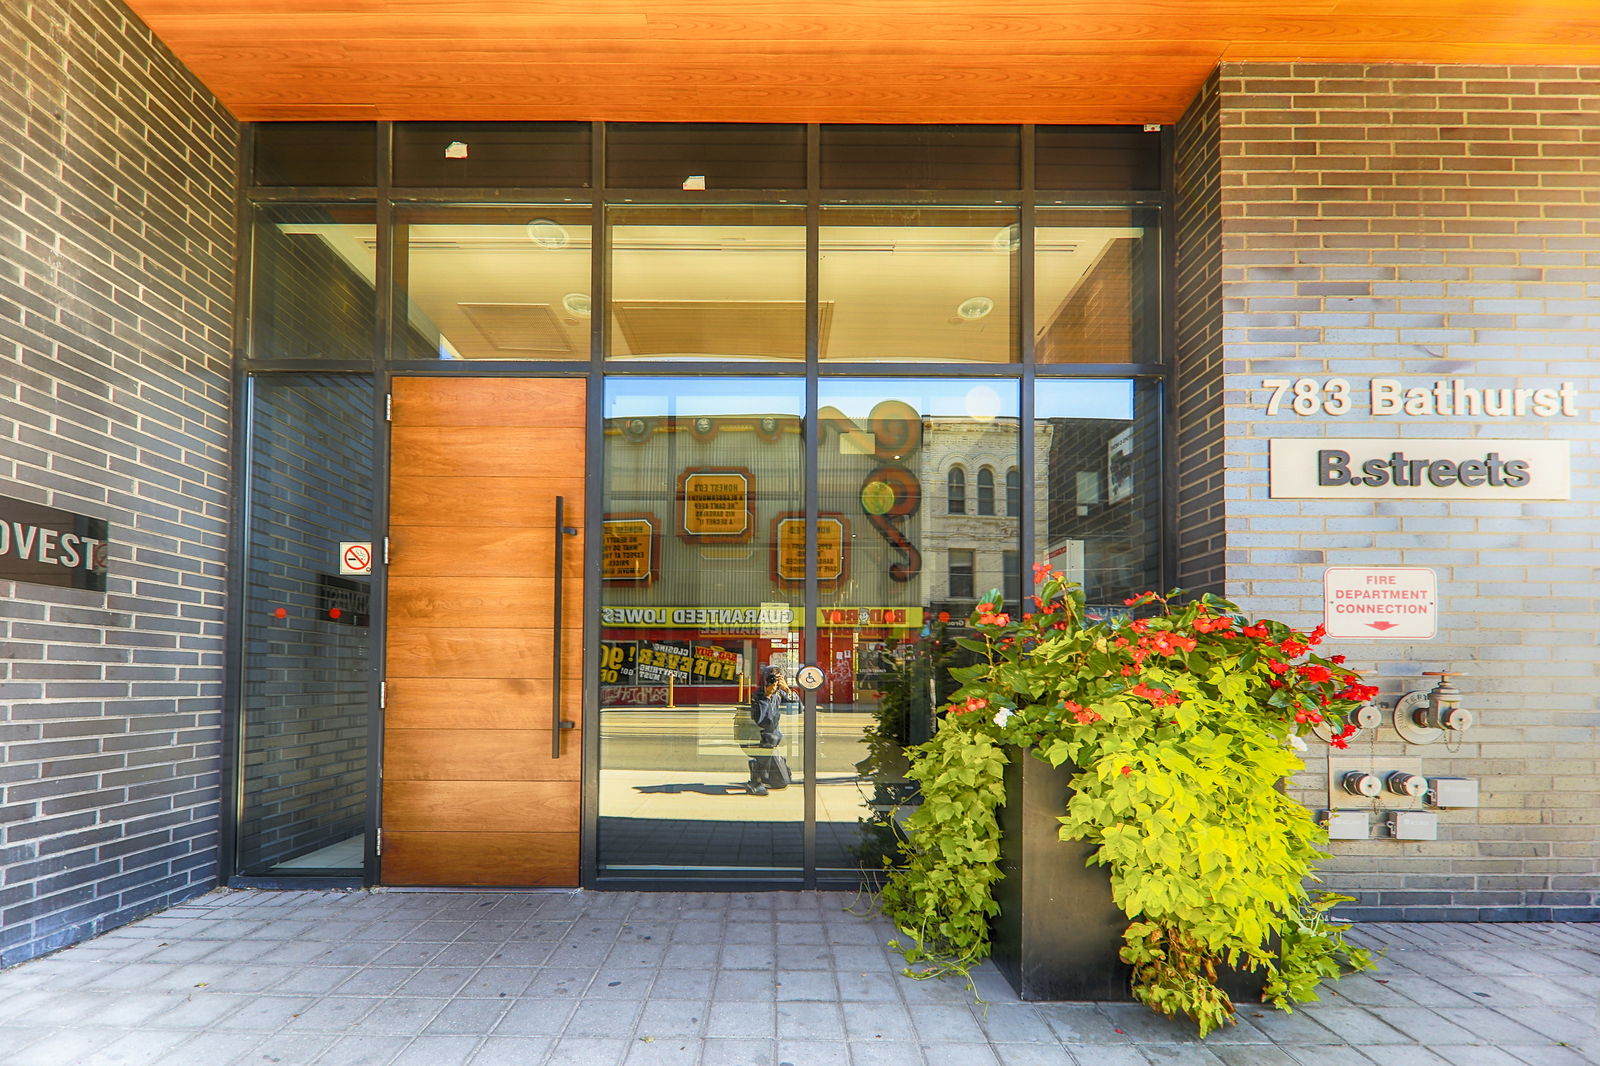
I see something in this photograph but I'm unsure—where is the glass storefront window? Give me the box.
[820,125,1021,189]
[1035,378,1162,606]
[607,206,806,362]
[237,124,1173,889]
[597,377,806,881]
[238,374,375,875]
[606,124,806,190]
[819,207,1019,363]
[394,205,592,362]
[393,122,591,188]
[250,205,377,362]
[814,378,1021,876]
[1035,208,1161,364]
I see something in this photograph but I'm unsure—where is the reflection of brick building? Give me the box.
[918,417,1050,614]
[1041,400,1162,602]
[1037,234,1155,365]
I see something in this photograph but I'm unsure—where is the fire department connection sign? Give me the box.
[1323,566,1437,639]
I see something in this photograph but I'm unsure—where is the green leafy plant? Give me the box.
[879,567,1375,1035]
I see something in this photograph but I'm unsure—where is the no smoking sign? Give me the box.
[339,541,374,576]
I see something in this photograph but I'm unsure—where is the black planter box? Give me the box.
[992,748,1265,1003]
[993,750,1131,1001]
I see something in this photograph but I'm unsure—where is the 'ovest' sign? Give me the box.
[0,495,109,592]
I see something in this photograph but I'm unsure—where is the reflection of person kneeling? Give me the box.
[741,666,795,796]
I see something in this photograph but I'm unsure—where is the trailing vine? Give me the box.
[879,568,1375,1036]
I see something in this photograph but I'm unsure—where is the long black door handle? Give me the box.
[552,496,579,758]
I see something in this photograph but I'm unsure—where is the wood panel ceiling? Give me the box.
[122,1,1600,124]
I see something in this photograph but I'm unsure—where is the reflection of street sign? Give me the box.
[795,665,825,692]
[339,542,373,575]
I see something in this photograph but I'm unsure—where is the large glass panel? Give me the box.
[819,207,1018,363]
[1035,207,1161,364]
[814,379,1021,878]
[394,205,592,361]
[1035,126,1163,191]
[821,125,1020,189]
[238,374,374,875]
[394,122,591,187]
[1035,378,1162,610]
[597,377,806,883]
[254,123,376,187]
[606,124,806,190]
[607,207,806,362]
[250,205,376,362]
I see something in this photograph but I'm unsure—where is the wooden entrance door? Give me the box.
[383,377,585,886]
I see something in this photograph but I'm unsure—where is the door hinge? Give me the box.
[385,393,392,422]
[383,536,390,564]
[375,827,382,856]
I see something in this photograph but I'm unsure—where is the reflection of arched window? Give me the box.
[977,467,995,516]
[947,466,967,514]
[1005,468,1020,517]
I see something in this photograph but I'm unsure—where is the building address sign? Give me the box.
[1259,378,1579,419]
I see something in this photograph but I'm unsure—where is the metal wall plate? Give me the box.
[1392,691,1442,745]
[1327,755,1424,811]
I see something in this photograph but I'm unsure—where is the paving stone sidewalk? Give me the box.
[0,888,1595,1066]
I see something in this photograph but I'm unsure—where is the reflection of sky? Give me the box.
[605,376,1134,422]
[818,380,1019,421]
[1036,379,1134,421]
[606,377,804,418]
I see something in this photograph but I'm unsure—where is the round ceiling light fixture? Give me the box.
[526,218,570,249]
[957,296,995,320]
[992,224,1020,253]
[561,292,592,317]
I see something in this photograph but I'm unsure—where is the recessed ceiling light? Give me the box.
[957,296,995,320]
[992,225,1020,253]
[526,219,569,248]
[562,292,592,317]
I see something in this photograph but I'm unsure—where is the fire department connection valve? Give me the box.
[1385,771,1427,798]
[1312,701,1382,744]
[1341,771,1381,798]
[1392,671,1471,745]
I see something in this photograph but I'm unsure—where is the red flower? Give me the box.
[977,602,995,613]
[937,611,950,623]
[1280,640,1309,658]
[1329,654,1346,665]
[1120,766,1131,775]
[1266,660,1290,675]
[1297,664,1333,683]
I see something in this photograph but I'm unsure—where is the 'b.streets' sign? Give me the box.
[0,495,109,591]
[1269,439,1571,500]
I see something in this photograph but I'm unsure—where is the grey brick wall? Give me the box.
[0,0,237,964]
[1180,63,1599,919]
[1173,72,1226,595]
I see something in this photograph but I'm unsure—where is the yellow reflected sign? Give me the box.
[773,513,848,589]
[602,515,657,585]
[678,468,753,542]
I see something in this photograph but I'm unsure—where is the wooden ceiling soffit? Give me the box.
[122,1,1600,124]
